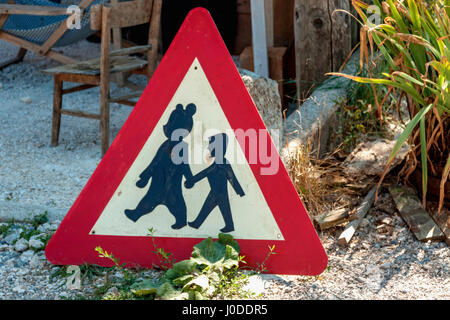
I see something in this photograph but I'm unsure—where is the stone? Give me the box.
[29,239,44,250]
[241,275,266,296]
[14,238,28,252]
[29,254,44,268]
[343,139,409,177]
[20,97,32,104]
[380,262,392,269]
[37,223,51,233]
[20,250,34,263]
[239,69,283,146]
[103,286,120,299]
[12,285,26,294]
[3,232,21,245]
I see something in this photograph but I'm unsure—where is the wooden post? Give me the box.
[51,75,63,146]
[100,6,111,156]
[264,0,274,48]
[294,0,351,103]
[250,0,269,77]
[147,0,162,79]
[111,0,125,86]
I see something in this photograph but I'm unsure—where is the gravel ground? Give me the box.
[0,40,449,300]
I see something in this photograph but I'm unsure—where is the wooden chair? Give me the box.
[44,0,162,156]
[0,0,100,69]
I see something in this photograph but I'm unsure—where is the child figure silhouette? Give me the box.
[124,103,196,229]
[185,133,245,233]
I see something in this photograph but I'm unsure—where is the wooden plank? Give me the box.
[0,13,8,29]
[51,77,63,146]
[0,4,70,16]
[294,0,331,101]
[389,185,445,242]
[52,73,100,86]
[329,0,352,71]
[273,0,294,47]
[264,0,274,48]
[60,109,101,120]
[111,0,124,87]
[62,84,97,95]
[111,45,151,57]
[39,0,95,56]
[110,90,142,103]
[100,5,111,156]
[89,4,102,31]
[234,0,252,54]
[147,0,161,78]
[0,47,26,70]
[313,207,358,231]
[429,207,450,246]
[338,186,377,246]
[0,31,76,64]
[108,0,152,29]
[43,55,147,76]
[250,0,269,77]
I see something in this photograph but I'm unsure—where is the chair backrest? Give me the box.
[90,0,153,30]
[90,0,161,79]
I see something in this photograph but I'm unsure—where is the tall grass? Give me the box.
[329,0,449,212]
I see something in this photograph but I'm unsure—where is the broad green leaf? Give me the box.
[182,274,210,291]
[164,259,198,282]
[130,279,159,297]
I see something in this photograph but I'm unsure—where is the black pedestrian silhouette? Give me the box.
[185,133,245,233]
[124,103,196,229]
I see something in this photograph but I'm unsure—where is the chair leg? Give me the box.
[0,48,27,71]
[100,88,110,156]
[51,77,63,146]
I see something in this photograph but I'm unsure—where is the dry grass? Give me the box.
[285,140,362,217]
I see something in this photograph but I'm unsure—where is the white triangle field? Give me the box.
[90,58,284,240]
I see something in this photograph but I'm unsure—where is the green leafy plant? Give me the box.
[96,234,246,300]
[329,0,450,211]
[95,247,135,286]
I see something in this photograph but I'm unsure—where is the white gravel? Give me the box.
[0,40,449,300]
[0,40,137,210]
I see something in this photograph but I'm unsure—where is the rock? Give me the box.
[20,250,35,264]
[29,254,44,268]
[14,238,29,252]
[5,258,15,267]
[0,244,8,251]
[3,232,21,245]
[360,218,370,228]
[37,223,50,233]
[239,69,283,144]
[29,233,45,242]
[29,239,44,250]
[343,139,409,177]
[20,97,32,104]
[380,262,392,270]
[103,286,120,299]
[241,275,266,296]
[12,285,26,294]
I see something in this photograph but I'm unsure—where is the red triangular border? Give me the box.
[45,8,327,275]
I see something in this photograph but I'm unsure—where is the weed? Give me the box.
[255,245,276,274]
[148,227,175,270]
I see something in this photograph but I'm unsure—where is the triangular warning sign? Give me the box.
[45,8,327,275]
